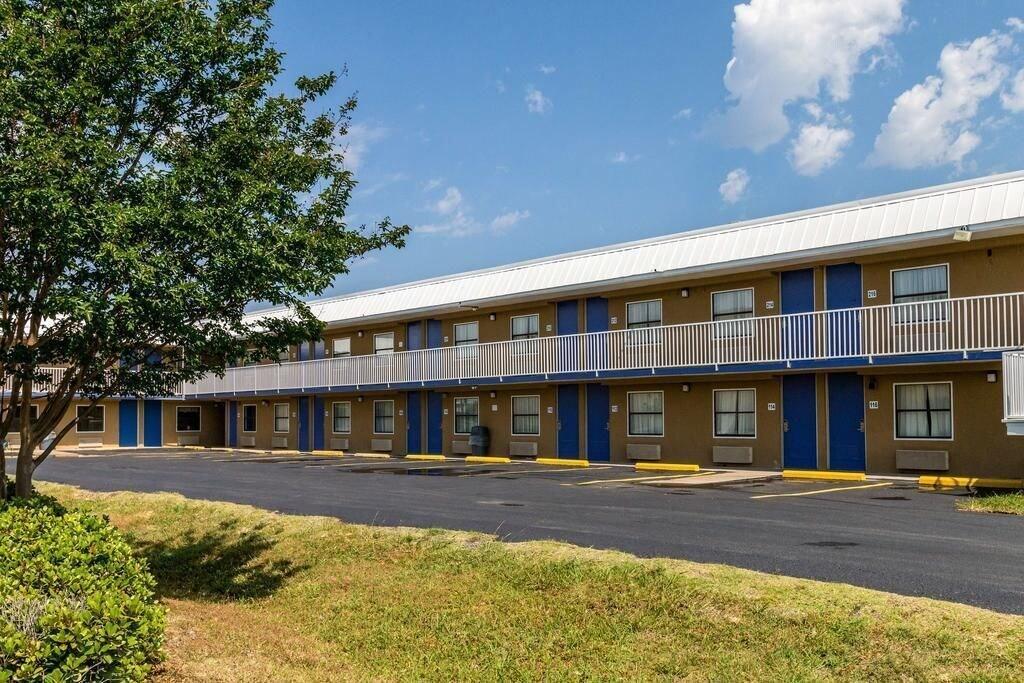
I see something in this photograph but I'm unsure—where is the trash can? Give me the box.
[469,425,490,456]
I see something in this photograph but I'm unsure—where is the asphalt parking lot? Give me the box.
[23,448,1024,614]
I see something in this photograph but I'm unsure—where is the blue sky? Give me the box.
[269,0,1024,297]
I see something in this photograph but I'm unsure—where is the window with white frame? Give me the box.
[12,404,38,425]
[373,332,395,355]
[242,404,257,432]
[273,403,289,433]
[512,395,540,435]
[892,264,949,323]
[76,405,105,433]
[374,400,395,434]
[332,402,351,434]
[277,348,290,363]
[626,300,662,329]
[332,337,351,358]
[176,406,201,433]
[627,391,663,436]
[511,314,540,340]
[713,389,756,437]
[454,322,479,359]
[895,382,952,439]
[712,288,754,338]
[454,397,479,435]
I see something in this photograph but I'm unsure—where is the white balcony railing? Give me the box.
[1004,350,1024,424]
[2,367,67,395]
[182,292,1024,397]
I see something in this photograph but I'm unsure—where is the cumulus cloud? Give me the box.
[490,210,531,232]
[719,168,750,203]
[1002,69,1024,112]
[869,32,1012,169]
[610,151,641,164]
[1007,17,1024,33]
[539,64,556,75]
[338,123,389,172]
[525,86,552,114]
[672,107,693,120]
[432,186,463,215]
[713,0,904,151]
[789,123,854,176]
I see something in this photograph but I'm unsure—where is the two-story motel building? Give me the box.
[28,171,1024,478]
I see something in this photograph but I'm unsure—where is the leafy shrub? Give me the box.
[0,493,165,681]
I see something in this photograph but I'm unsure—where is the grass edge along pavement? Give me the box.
[38,482,1024,682]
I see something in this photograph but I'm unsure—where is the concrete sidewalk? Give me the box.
[643,469,781,487]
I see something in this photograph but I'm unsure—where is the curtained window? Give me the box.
[374,400,395,434]
[628,392,664,436]
[512,395,540,435]
[713,389,756,437]
[332,402,351,434]
[895,383,952,439]
[454,397,479,435]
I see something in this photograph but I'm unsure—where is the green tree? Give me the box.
[0,0,409,498]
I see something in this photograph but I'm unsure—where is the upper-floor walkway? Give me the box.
[181,291,1024,397]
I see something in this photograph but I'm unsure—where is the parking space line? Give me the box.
[567,470,712,487]
[473,466,614,477]
[751,482,892,500]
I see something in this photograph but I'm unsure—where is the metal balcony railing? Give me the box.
[1004,350,1024,424]
[181,291,1024,397]
[1,367,67,395]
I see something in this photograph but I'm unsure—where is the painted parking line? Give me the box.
[474,466,615,477]
[568,470,714,487]
[751,481,892,500]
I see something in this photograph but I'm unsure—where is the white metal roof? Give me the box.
[252,170,1024,328]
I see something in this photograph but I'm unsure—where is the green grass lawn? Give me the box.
[41,483,1024,681]
[957,491,1024,515]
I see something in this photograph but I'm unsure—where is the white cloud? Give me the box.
[495,79,507,94]
[525,86,552,114]
[1007,17,1024,33]
[789,123,854,176]
[338,123,389,172]
[417,211,477,237]
[869,32,1011,169]
[719,168,750,203]
[539,64,556,75]
[1002,69,1024,112]
[432,186,463,215]
[421,177,443,192]
[714,0,904,151]
[610,151,641,164]
[490,210,531,232]
[672,107,693,120]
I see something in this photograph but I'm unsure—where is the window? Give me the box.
[332,402,351,434]
[626,300,662,329]
[277,348,291,363]
[627,391,663,437]
[374,400,395,434]
[12,404,38,425]
[512,395,540,435]
[273,403,289,433]
[895,382,952,439]
[713,389,756,438]
[454,322,479,359]
[332,337,351,358]
[712,288,754,338]
[243,349,257,367]
[511,314,540,340]
[373,332,394,355]
[892,264,949,323]
[76,405,105,433]
[176,406,201,433]
[242,404,257,433]
[454,397,479,435]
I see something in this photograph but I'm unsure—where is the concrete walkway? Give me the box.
[643,469,781,487]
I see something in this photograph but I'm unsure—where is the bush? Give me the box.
[0,493,165,681]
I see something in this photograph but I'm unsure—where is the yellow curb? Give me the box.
[536,458,589,468]
[919,475,1023,489]
[406,454,448,461]
[635,462,700,473]
[782,469,866,482]
[312,450,348,457]
[465,456,511,464]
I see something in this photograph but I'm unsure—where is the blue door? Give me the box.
[782,375,817,469]
[426,391,443,454]
[586,384,610,462]
[827,372,866,471]
[557,384,579,458]
[407,321,423,350]
[143,400,162,447]
[585,297,608,332]
[781,268,815,358]
[557,300,579,335]
[426,319,442,348]
[826,262,862,357]
[228,401,238,448]
[313,397,325,450]
[298,397,310,452]
[406,391,422,454]
[118,400,138,447]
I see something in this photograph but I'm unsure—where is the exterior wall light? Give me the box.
[987,371,998,383]
[680,288,690,298]
[681,382,691,392]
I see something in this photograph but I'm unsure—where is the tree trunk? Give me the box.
[15,439,36,498]
[0,444,7,502]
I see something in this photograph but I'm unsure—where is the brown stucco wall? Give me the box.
[161,400,225,447]
[318,392,407,455]
[442,303,558,346]
[25,398,122,448]
[439,386,558,458]
[863,364,1022,478]
[607,378,782,467]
